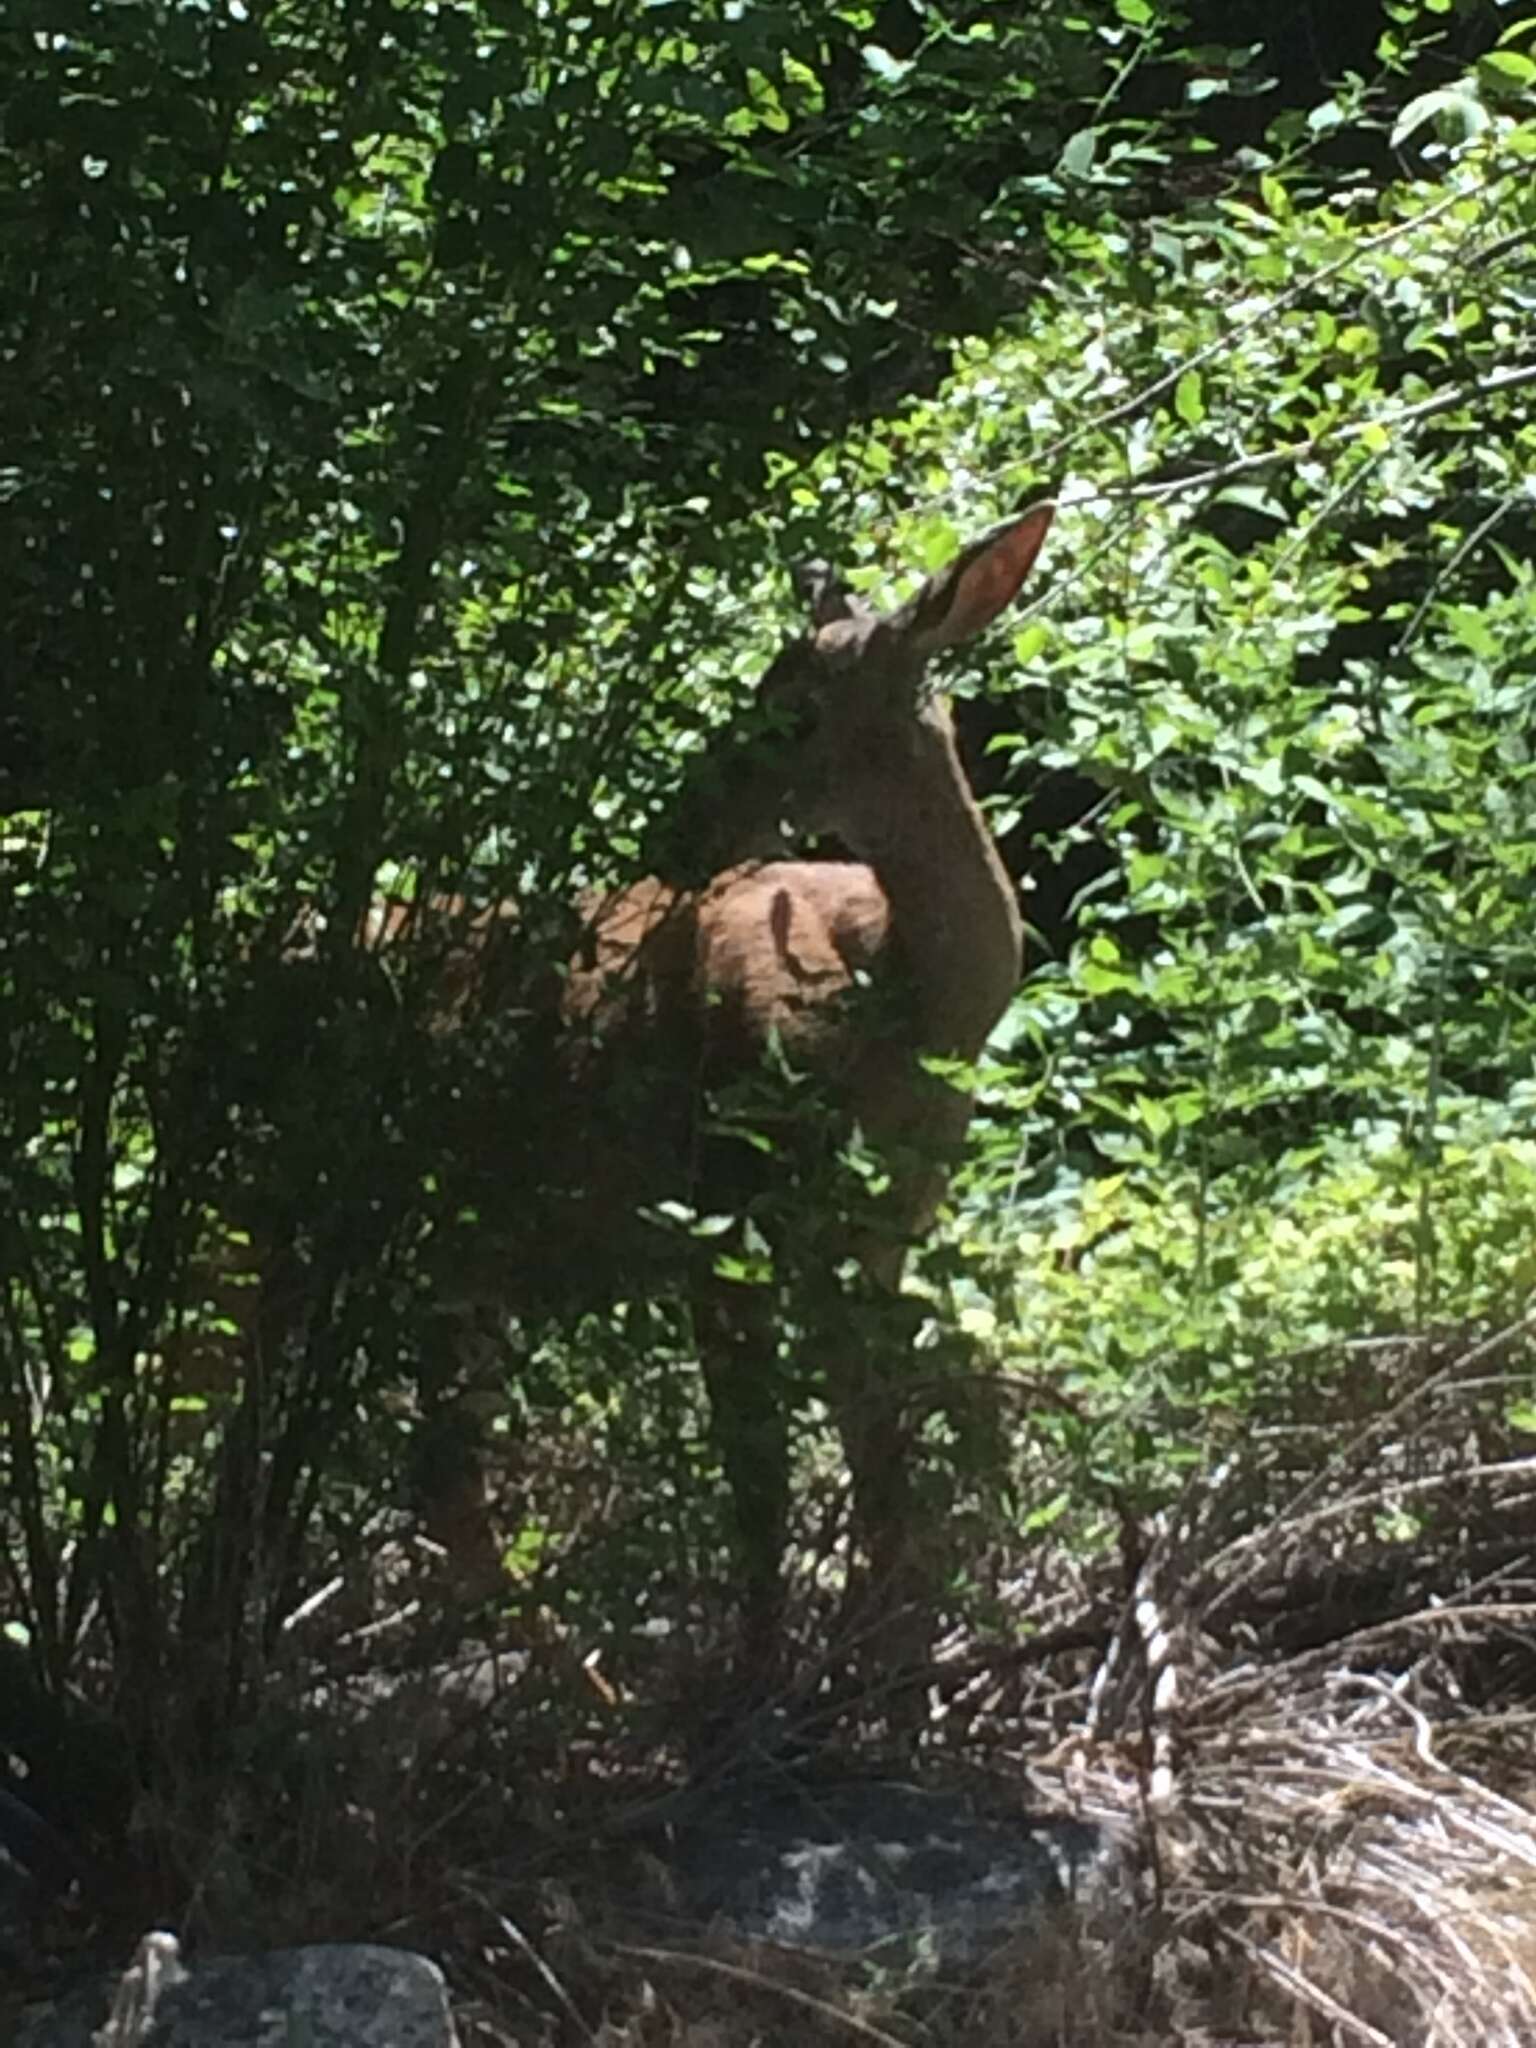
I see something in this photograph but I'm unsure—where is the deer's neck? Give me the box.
[847,722,1023,1059]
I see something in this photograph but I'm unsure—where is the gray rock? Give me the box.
[665,1779,1115,1965]
[17,1936,459,2048]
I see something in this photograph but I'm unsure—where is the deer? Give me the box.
[186,503,1055,1675]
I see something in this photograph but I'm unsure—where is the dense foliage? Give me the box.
[927,97,1536,1514]
[2,0,1530,1796]
[2,0,1128,1704]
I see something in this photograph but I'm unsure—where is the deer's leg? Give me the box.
[816,1263,927,1627]
[410,1295,509,1600]
[697,1280,790,1672]
[818,1129,962,1685]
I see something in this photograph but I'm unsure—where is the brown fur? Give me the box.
[190,507,1055,1663]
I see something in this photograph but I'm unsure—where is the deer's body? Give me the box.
[201,506,1054,1666]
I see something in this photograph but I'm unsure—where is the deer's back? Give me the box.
[568,859,893,1071]
[420,861,900,1309]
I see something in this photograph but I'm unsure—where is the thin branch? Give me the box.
[1042,180,1497,473]
[1116,361,1536,507]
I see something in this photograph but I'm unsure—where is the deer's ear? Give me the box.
[906,502,1054,654]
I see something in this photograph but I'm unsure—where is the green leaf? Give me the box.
[1479,49,1536,86]
[1391,86,1488,148]
[1059,128,1098,179]
[1213,484,1287,521]
[861,43,911,82]
[1444,607,1500,660]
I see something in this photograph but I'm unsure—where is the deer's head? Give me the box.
[650,503,1054,877]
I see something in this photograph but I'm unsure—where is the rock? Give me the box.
[16,1936,459,2048]
[665,1778,1115,1966]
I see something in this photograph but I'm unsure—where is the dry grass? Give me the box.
[16,1316,1536,2047]
[437,1313,1536,2045]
